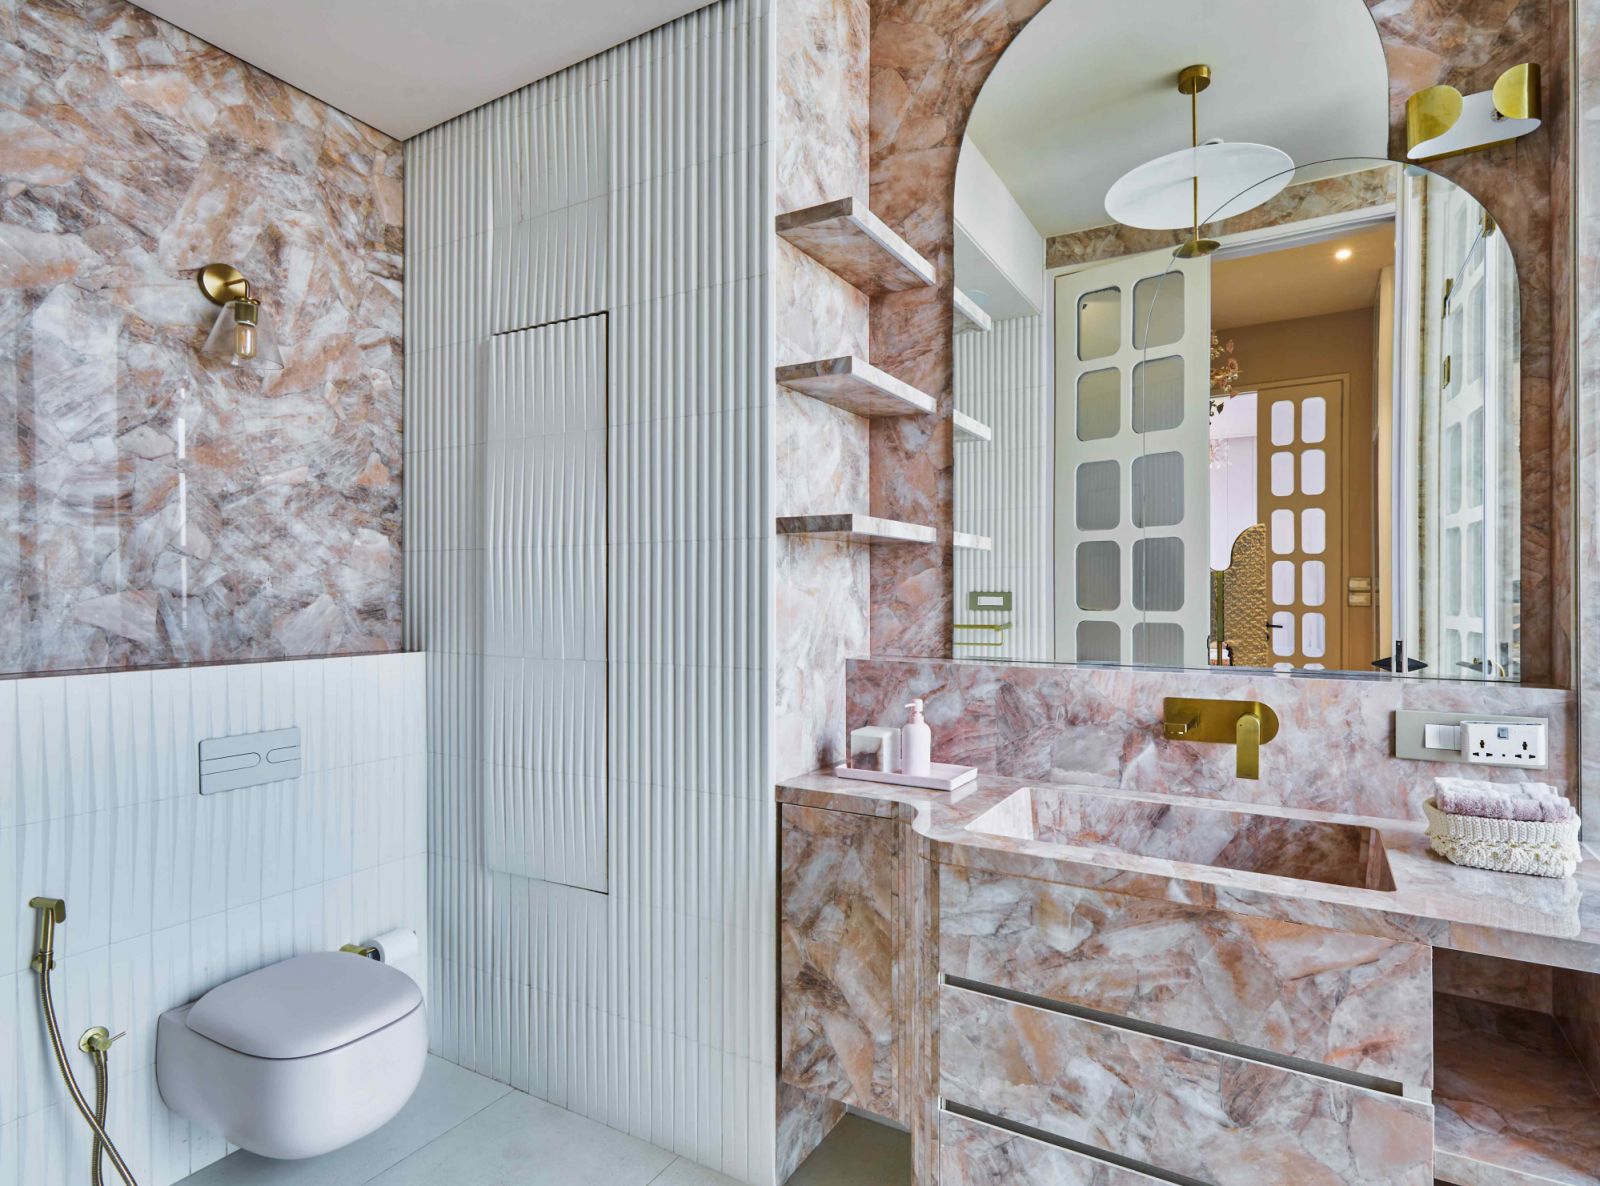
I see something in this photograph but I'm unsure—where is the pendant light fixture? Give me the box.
[197,263,284,371]
[1104,64,1293,255]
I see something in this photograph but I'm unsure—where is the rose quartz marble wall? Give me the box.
[848,656,1576,822]
[1566,0,1600,1097]
[774,0,875,1175]
[0,0,404,676]
[865,0,1569,687]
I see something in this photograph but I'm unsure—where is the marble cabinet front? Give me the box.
[940,984,1435,1186]
[940,864,1434,1087]
[779,803,905,1120]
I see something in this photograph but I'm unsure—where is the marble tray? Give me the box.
[834,763,977,792]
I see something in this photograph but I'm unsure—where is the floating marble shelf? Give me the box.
[778,514,937,545]
[776,196,936,295]
[952,532,992,552]
[1433,992,1600,1186]
[777,356,937,418]
[953,409,991,443]
[953,287,993,334]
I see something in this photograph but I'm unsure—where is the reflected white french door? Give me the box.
[1053,251,1211,666]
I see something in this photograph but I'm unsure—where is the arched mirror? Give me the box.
[951,0,1524,681]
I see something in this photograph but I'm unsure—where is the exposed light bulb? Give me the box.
[234,322,257,360]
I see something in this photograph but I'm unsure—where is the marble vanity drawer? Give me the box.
[939,864,1433,1086]
[939,983,1434,1186]
[939,1108,1168,1186]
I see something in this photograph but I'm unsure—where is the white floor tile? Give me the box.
[175,1056,508,1186]
[647,1158,746,1186]
[368,1089,676,1186]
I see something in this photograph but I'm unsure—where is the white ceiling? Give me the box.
[136,0,710,139]
[964,0,1389,238]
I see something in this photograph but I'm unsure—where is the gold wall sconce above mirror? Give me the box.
[196,263,284,371]
[1406,63,1541,163]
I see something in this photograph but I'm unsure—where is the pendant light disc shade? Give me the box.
[1105,141,1294,231]
[203,299,284,370]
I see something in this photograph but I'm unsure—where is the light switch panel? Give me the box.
[200,727,302,795]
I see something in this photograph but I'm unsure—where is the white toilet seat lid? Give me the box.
[186,952,423,1059]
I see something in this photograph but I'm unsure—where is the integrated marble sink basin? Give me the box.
[966,786,1395,890]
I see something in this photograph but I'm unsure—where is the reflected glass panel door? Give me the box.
[1054,252,1210,665]
[1256,378,1345,670]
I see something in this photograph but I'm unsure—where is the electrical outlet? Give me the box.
[1394,710,1550,766]
[1461,719,1547,768]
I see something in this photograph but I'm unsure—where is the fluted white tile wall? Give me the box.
[0,653,428,1186]
[955,315,1050,660]
[404,1,775,1181]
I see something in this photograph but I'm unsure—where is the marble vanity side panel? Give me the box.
[940,865,1435,1086]
[779,803,904,1120]
[1577,0,1600,849]
[863,0,1565,685]
[940,985,1435,1186]
[1434,949,1555,1012]
[848,656,1576,820]
[0,0,405,676]
[938,1110,1169,1186]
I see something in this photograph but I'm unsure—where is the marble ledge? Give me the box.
[953,409,991,443]
[776,356,937,418]
[777,514,937,545]
[775,197,936,295]
[776,770,1600,974]
[953,287,993,334]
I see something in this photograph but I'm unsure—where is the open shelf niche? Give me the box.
[1433,991,1600,1186]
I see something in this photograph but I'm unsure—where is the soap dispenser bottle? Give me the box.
[902,700,931,777]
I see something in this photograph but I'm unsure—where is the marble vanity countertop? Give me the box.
[778,771,1600,973]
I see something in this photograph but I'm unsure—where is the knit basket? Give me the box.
[1423,798,1581,879]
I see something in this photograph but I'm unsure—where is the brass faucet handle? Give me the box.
[29,896,66,923]
[1236,712,1262,780]
[78,1026,124,1055]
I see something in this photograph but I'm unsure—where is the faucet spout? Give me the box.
[1236,711,1262,780]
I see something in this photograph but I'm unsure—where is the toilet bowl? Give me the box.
[156,951,426,1160]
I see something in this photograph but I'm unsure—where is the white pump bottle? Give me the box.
[901,699,931,777]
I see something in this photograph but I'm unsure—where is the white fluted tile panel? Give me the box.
[955,315,1050,661]
[0,653,428,1186]
[404,0,774,1180]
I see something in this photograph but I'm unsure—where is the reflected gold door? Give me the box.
[1258,377,1345,669]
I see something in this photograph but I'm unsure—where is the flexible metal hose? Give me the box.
[36,963,140,1186]
[91,1047,108,1186]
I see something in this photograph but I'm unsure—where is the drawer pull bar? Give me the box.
[943,974,1406,1097]
[942,1101,1212,1186]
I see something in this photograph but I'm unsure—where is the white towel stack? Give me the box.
[1423,778,1581,879]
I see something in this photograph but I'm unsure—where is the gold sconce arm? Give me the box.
[1162,698,1279,780]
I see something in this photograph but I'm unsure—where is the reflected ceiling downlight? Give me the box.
[1104,63,1293,257]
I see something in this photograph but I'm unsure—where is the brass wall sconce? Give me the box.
[197,263,284,370]
[1406,64,1541,163]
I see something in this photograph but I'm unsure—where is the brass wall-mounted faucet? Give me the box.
[1163,697,1280,779]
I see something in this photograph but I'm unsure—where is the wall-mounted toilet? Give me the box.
[156,952,426,1159]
